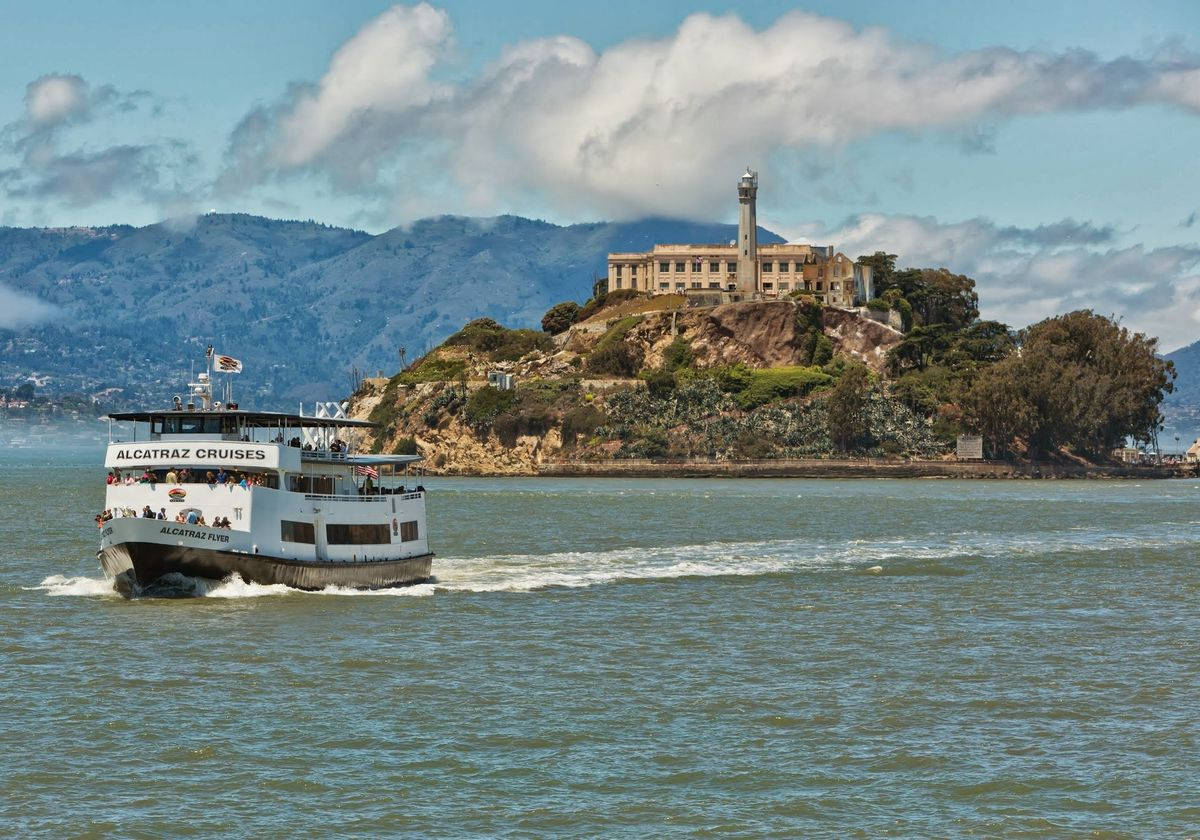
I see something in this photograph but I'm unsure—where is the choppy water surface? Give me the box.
[2,449,1199,837]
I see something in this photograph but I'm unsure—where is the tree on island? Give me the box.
[965,310,1174,459]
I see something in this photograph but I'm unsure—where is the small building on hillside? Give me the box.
[606,169,873,307]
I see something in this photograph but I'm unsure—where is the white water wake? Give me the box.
[30,519,1200,599]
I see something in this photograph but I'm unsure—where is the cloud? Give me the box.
[0,283,58,329]
[220,4,1200,221]
[1,74,187,208]
[795,212,1200,350]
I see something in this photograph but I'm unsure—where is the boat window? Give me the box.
[177,416,223,434]
[400,521,419,542]
[326,524,391,545]
[280,521,315,544]
[290,475,335,494]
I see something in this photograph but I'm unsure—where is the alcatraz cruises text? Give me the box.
[111,446,270,462]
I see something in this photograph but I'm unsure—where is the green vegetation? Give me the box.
[826,362,872,451]
[964,310,1174,458]
[577,288,640,323]
[794,299,834,366]
[541,301,580,334]
[398,355,468,384]
[464,385,517,431]
[585,316,645,377]
[733,366,833,410]
[444,318,551,361]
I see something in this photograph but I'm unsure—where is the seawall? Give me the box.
[531,458,1196,480]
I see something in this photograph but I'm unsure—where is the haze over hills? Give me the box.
[0,213,783,406]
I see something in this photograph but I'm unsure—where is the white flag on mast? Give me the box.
[214,354,243,373]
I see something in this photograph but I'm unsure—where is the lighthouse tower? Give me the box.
[736,167,758,294]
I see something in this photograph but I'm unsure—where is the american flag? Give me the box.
[353,465,379,479]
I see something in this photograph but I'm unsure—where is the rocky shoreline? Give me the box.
[413,457,1196,480]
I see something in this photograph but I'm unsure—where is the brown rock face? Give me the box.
[821,307,904,374]
[627,300,902,372]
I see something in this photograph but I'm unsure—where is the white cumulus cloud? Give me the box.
[221,4,1200,221]
[25,74,90,126]
[795,212,1200,350]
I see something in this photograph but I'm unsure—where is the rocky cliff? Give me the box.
[349,298,932,475]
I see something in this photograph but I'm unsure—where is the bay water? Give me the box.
[2,449,1198,837]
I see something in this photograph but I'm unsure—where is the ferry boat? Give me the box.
[96,358,432,593]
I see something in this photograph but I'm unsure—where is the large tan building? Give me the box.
[607,169,872,308]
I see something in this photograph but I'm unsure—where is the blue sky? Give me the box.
[2,1,1200,346]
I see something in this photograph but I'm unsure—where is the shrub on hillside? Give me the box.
[644,367,677,399]
[577,288,641,322]
[399,355,467,384]
[662,336,693,371]
[541,301,580,334]
[464,385,517,432]
[445,318,551,360]
[561,405,606,446]
[736,366,833,410]
[585,342,644,377]
[393,437,418,455]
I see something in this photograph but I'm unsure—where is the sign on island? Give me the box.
[956,435,984,460]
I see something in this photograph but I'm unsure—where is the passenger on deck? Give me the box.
[165,468,178,484]
[158,508,167,520]
[175,512,186,523]
[206,471,216,486]
[106,471,117,485]
[238,474,249,489]
[216,468,227,485]
[142,505,154,518]
[186,510,199,525]
[123,474,136,486]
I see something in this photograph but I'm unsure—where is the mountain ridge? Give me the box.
[0,213,783,405]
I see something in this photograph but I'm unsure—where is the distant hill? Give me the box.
[0,214,783,406]
[1162,341,1200,447]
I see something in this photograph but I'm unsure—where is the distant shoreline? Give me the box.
[432,458,1197,480]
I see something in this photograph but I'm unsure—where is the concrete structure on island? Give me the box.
[607,168,874,308]
[736,167,759,294]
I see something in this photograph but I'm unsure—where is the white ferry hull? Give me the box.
[99,518,432,592]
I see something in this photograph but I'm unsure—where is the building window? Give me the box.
[675,261,685,272]
[815,282,823,291]
[763,282,773,290]
[327,523,392,545]
[708,282,720,289]
[709,261,719,272]
[400,520,419,542]
[659,282,669,290]
[779,283,789,291]
[762,261,773,272]
[630,265,637,275]
[779,261,789,272]
[675,282,684,290]
[727,261,737,272]
[691,260,702,272]
[615,265,623,277]
[690,281,701,289]
[280,520,315,544]
[660,261,670,272]
[831,282,839,291]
